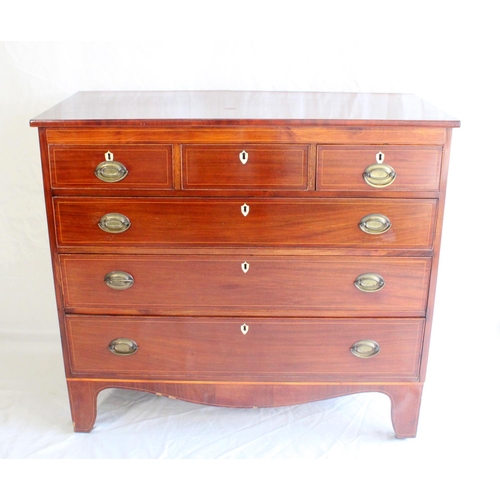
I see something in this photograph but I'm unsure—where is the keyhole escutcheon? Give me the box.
[239,150,248,164]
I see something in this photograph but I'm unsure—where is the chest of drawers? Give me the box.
[31,91,459,437]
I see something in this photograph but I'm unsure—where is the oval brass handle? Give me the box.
[104,271,135,290]
[98,213,131,233]
[95,160,128,183]
[354,273,385,292]
[350,340,380,358]
[108,338,138,356]
[363,163,396,188]
[359,214,391,235]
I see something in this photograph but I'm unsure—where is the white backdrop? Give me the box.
[1,0,499,495]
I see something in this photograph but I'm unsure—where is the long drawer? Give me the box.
[60,255,431,316]
[65,315,425,381]
[54,198,437,249]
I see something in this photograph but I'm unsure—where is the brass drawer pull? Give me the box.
[108,338,138,356]
[98,213,131,233]
[95,151,128,183]
[354,273,385,292]
[363,164,396,188]
[350,340,380,358]
[104,271,135,290]
[363,151,396,188]
[359,214,391,235]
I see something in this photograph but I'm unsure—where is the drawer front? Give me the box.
[54,198,437,249]
[48,145,173,189]
[317,146,442,191]
[66,316,424,381]
[60,255,431,317]
[181,144,308,190]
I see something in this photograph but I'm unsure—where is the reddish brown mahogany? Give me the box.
[31,91,459,437]
[54,198,437,249]
[65,316,424,381]
[60,255,431,317]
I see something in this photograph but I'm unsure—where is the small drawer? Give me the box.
[60,255,431,317]
[181,144,308,190]
[65,315,424,382]
[48,144,173,189]
[54,197,437,250]
[317,145,442,191]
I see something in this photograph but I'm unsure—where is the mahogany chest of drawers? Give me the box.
[31,91,459,437]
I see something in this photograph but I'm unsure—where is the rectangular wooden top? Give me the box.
[30,91,460,128]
